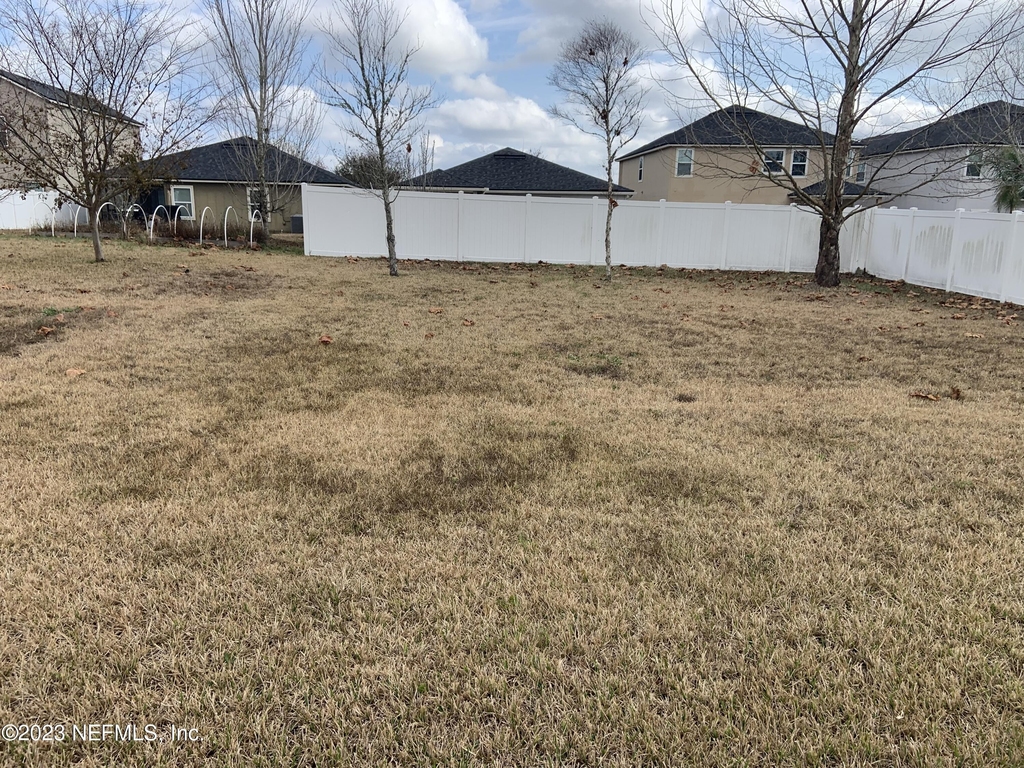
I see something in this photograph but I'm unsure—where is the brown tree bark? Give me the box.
[815,215,842,287]
[90,208,105,263]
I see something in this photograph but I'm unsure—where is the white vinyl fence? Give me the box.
[302,185,1024,303]
[0,189,79,231]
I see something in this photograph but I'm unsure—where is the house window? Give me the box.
[856,163,866,183]
[845,150,856,178]
[638,156,644,182]
[791,150,807,177]
[170,185,194,220]
[965,152,983,178]
[762,149,784,175]
[675,148,693,177]
[247,186,270,223]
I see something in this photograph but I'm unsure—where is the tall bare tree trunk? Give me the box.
[604,191,614,281]
[815,215,842,286]
[90,208,105,263]
[383,195,398,276]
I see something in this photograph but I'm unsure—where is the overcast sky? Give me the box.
[307,0,694,179]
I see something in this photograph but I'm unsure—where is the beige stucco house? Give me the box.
[0,69,142,192]
[618,106,879,206]
[140,138,352,233]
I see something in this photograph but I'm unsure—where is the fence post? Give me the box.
[999,210,1021,303]
[656,198,667,267]
[944,208,964,293]
[783,203,797,273]
[857,206,876,273]
[720,201,732,270]
[456,190,464,262]
[522,193,531,263]
[591,196,602,266]
[901,207,918,281]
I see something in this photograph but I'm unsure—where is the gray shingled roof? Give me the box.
[862,101,1024,157]
[404,148,632,194]
[147,138,353,185]
[620,106,843,161]
[793,180,886,198]
[0,69,141,126]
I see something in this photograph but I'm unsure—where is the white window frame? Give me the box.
[762,149,785,175]
[246,186,271,224]
[790,149,808,177]
[675,147,694,177]
[856,163,867,183]
[964,151,983,178]
[170,185,195,220]
[637,156,644,182]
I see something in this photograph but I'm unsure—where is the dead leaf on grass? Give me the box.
[462,318,475,326]
[402,321,410,327]
[37,326,54,336]
[318,334,333,345]
[858,356,872,362]
[428,307,444,315]
[910,391,941,401]
[965,333,984,338]
[424,332,434,339]
[65,368,86,377]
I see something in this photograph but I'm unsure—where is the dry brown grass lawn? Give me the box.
[1,234,1023,766]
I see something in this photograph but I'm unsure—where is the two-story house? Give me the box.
[860,101,1024,211]
[617,105,877,206]
[0,69,142,193]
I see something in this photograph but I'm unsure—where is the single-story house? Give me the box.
[618,105,872,206]
[138,137,353,232]
[861,101,1024,211]
[403,147,633,198]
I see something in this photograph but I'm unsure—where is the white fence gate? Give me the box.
[302,185,1024,303]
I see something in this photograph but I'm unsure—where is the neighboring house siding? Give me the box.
[620,145,840,205]
[863,147,997,211]
[0,76,141,193]
[165,181,304,232]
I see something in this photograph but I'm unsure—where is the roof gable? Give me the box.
[620,105,838,160]
[404,147,632,193]
[862,101,1024,156]
[147,138,353,185]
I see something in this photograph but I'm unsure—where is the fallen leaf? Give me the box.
[591,314,604,320]
[105,310,118,318]
[910,391,941,401]
[858,356,872,362]
[965,333,984,338]
[402,321,410,327]
[951,313,966,320]
[661,303,670,309]
[177,263,188,269]
[948,387,964,400]
[319,334,333,345]
[37,326,54,336]
[462,318,475,326]
[346,256,358,263]
[54,313,65,323]
[428,307,444,315]
[0,284,11,290]
[489,279,499,284]
[424,332,434,339]
[66,368,86,377]
[915,322,925,327]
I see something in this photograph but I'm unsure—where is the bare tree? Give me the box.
[652,0,1023,286]
[549,20,648,281]
[0,0,209,262]
[205,0,323,226]
[320,0,436,276]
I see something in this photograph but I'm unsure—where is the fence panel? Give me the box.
[302,185,1024,302]
[524,197,594,264]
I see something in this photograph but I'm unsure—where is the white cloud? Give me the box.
[400,0,489,76]
[450,73,507,99]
